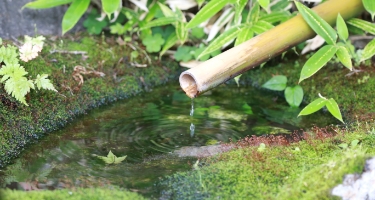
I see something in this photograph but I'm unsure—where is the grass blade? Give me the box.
[160,33,178,57]
[139,17,177,30]
[336,14,348,41]
[347,18,375,35]
[298,98,327,116]
[295,1,337,45]
[299,45,337,83]
[23,0,73,9]
[62,0,90,35]
[186,0,228,29]
[336,46,352,70]
[198,25,243,59]
[252,20,274,34]
[326,98,344,123]
[361,38,375,61]
[234,27,253,46]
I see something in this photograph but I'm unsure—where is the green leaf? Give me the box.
[142,33,165,53]
[174,46,193,62]
[34,74,57,92]
[191,27,206,39]
[176,22,188,44]
[235,27,253,46]
[336,14,348,41]
[198,25,243,59]
[242,103,253,115]
[95,150,127,164]
[326,98,344,123]
[258,0,270,10]
[284,85,304,107]
[338,143,348,149]
[23,0,73,9]
[299,45,337,82]
[361,38,375,61]
[102,0,121,16]
[83,9,108,35]
[139,17,177,30]
[157,2,175,17]
[261,75,287,91]
[347,18,375,35]
[363,0,375,21]
[247,2,260,23]
[298,98,327,116]
[295,1,337,45]
[259,11,291,24]
[193,46,210,61]
[252,20,274,34]
[234,0,248,24]
[186,0,228,29]
[160,32,178,57]
[62,0,90,35]
[336,46,352,70]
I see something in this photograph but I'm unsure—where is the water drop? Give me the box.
[190,123,195,137]
[190,98,194,116]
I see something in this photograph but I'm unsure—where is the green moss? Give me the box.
[160,126,375,199]
[0,187,146,200]
[0,35,181,168]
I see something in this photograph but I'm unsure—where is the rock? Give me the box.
[173,144,234,157]
[331,157,375,200]
[0,0,84,39]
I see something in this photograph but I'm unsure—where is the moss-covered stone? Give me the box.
[0,187,146,200]
[0,34,181,168]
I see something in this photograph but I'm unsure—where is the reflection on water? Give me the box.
[0,84,335,198]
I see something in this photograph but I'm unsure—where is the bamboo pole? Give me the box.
[179,0,364,98]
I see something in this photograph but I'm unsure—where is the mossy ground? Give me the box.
[0,33,181,168]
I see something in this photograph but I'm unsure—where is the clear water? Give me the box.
[0,84,335,198]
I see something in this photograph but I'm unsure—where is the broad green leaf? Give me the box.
[95,150,127,164]
[258,0,270,10]
[246,2,260,24]
[336,14,348,41]
[176,22,188,44]
[252,20,274,34]
[363,0,375,21]
[298,98,327,116]
[326,98,344,123]
[102,0,121,16]
[160,32,178,57]
[186,0,228,29]
[234,27,253,46]
[351,139,359,148]
[139,17,177,30]
[299,45,337,83]
[295,1,337,45]
[261,75,287,91]
[23,0,73,9]
[361,38,375,61]
[338,143,348,149]
[270,0,290,12]
[284,85,304,107]
[347,24,365,35]
[347,18,375,35]
[198,25,243,59]
[259,11,291,24]
[175,7,186,22]
[62,0,90,35]
[143,2,159,22]
[142,33,165,53]
[336,46,352,70]
[234,0,248,24]
[157,2,175,17]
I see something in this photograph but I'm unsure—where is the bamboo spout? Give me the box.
[179,0,364,98]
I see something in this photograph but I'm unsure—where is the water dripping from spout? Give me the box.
[190,98,195,137]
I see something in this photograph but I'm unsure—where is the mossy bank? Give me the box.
[0,34,181,168]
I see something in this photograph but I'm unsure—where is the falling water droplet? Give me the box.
[190,123,195,137]
[190,98,194,116]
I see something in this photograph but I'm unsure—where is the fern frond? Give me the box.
[34,74,57,92]
[0,45,19,65]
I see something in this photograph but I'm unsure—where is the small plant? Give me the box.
[262,75,304,108]
[0,36,57,106]
[94,150,127,165]
[257,143,266,152]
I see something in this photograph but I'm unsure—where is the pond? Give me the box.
[0,83,335,198]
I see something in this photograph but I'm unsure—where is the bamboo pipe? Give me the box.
[179,0,364,98]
